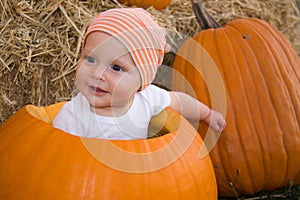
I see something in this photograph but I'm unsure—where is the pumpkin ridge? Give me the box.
[228,19,284,191]
[222,27,265,193]
[200,27,258,194]
[240,19,300,154]
[233,20,285,125]
[223,24,271,192]
[194,30,212,102]
[253,19,300,186]
[249,20,292,187]
[253,19,300,125]
[200,29,240,194]
[246,19,299,122]
[254,18,300,81]
[267,32,300,135]
[226,21,279,187]
[229,19,294,188]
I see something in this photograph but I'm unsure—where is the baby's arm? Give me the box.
[168,92,226,132]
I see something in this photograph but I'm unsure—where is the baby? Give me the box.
[53,8,226,140]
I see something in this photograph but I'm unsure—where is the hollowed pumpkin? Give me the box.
[171,2,300,197]
[117,0,172,10]
[0,102,217,199]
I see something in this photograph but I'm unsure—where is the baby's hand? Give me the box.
[203,110,226,132]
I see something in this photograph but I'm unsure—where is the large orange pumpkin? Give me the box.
[0,102,217,199]
[171,2,300,197]
[117,0,171,10]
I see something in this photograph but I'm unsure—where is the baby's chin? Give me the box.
[89,101,133,116]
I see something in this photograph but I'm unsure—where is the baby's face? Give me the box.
[76,32,141,116]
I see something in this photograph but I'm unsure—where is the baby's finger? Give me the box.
[220,121,226,131]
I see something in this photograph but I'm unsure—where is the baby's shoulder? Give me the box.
[135,84,170,106]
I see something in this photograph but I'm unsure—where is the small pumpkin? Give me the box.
[0,102,217,199]
[171,2,300,197]
[117,0,172,10]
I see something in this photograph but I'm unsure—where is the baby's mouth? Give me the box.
[89,86,108,94]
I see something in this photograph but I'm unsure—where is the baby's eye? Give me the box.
[85,56,96,64]
[111,65,124,72]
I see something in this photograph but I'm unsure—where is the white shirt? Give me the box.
[52,85,171,139]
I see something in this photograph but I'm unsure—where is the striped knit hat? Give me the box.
[82,8,170,90]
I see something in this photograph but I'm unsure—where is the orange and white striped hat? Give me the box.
[82,8,170,90]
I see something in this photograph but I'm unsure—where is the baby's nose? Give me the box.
[92,65,107,80]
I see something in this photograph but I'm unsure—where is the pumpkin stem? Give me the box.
[192,2,221,29]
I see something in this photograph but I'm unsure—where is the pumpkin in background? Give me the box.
[0,102,217,199]
[117,0,171,10]
[171,2,300,197]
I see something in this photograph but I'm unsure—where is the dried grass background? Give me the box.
[0,0,299,124]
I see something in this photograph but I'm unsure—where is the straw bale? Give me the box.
[0,0,299,124]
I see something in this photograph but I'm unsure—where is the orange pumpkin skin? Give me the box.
[0,103,217,199]
[117,0,171,10]
[172,18,300,197]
